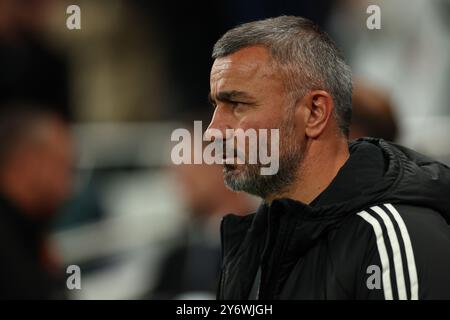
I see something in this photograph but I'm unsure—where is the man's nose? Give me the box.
[205,105,233,140]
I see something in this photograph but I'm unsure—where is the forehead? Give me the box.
[210,46,279,89]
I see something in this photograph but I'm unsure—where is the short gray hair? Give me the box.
[212,16,352,136]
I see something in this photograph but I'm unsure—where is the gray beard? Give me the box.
[223,117,305,200]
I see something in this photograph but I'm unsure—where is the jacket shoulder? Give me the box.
[329,203,450,299]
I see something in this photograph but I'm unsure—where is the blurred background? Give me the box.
[0,0,449,299]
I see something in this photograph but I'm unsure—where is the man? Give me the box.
[0,108,74,299]
[206,16,450,300]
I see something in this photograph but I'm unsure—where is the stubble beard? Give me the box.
[223,112,306,200]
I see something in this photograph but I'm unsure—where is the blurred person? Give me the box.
[349,81,398,141]
[207,16,450,300]
[0,107,74,299]
[150,144,256,299]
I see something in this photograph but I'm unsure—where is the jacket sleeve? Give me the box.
[353,203,450,300]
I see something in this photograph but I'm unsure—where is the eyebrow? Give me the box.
[208,90,254,105]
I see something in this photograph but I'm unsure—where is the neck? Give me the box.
[267,134,350,205]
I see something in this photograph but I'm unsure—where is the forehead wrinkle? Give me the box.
[211,60,278,92]
[210,47,285,101]
[212,59,260,79]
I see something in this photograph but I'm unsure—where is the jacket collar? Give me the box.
[222,138,390,258]
[220,138,396,298]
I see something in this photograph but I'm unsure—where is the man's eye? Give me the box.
[230,101,246,107]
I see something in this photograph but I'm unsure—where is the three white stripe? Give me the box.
[357,204,419,300]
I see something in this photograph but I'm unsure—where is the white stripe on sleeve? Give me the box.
[385,203,419,300]
[357,210,393,300]
[371,205,407,300]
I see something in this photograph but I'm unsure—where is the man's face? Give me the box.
[207,45,306,199]
[37,122,74,214]
[27,121,75,217]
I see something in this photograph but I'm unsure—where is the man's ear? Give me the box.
[299,90,334,139]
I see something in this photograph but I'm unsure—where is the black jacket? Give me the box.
[217,138,450,300]
[0,196,65,299]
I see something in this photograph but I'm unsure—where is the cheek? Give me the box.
[45,161,73,194]
[239,113,281,131]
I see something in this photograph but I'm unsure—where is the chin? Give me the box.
[223,165,254,193]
